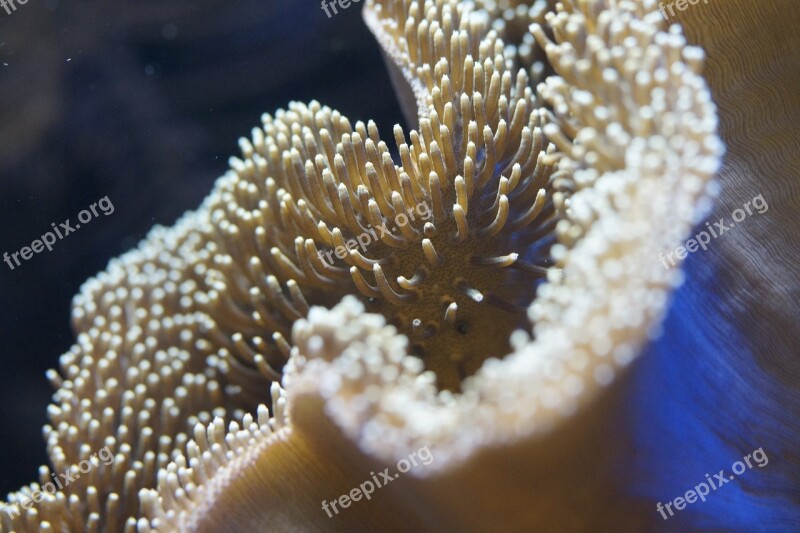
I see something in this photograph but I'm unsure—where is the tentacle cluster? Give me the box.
[0,212,235,532]
[137,384,289,532]
[207,0,564,392]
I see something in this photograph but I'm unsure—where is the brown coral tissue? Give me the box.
[2,0,799,531]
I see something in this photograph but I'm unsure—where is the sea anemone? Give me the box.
[3,0,798,531]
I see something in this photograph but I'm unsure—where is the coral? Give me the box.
[4,0,799,531]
